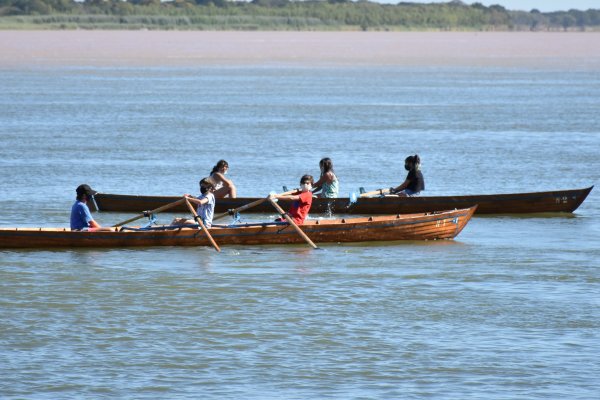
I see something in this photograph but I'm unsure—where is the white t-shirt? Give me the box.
[197,192,215,228]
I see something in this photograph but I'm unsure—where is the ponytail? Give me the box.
[319,157,334,175]
[211,159,228,175]
[405,154,421,171]
[413,154,421,170]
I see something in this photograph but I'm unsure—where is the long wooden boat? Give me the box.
[90,186,593,215]
[0,207,475,249]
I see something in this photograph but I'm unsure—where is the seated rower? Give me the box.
[270,174,314,225]
[172,177,217,228]
[210,159,237,198]
[312,157,339,198]
[70,184,112,231]
[389,154,425,197]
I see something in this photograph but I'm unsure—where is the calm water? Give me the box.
[1,62,599,399]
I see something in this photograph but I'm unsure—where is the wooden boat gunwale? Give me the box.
[90,186,593,215]
[0,207,476,249]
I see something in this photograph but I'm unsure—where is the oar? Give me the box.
[113,197,186,227]
[185,198,221,252]
[268,198,318,249]
[213,189,297,222]
[360,188,391,198]
[347,187,391,205]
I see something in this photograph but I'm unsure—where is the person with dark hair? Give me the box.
[270,174,314,225]
[312,157,339,198]
[390,154,425,197]
[210,159,237,198]
[70,184,111,231]
[173,177,218,228]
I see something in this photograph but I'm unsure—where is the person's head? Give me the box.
[199,177,217,195]
[76,184,97,201]
[211,160,229,175]
[299,174,314,192]
[319,157,334,175]
[404,154,421,171]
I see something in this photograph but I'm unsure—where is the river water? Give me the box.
[1,32,599,399]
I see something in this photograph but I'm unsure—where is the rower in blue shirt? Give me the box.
[70,184,110,231]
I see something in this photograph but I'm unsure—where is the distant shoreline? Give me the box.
[2,31,600,69]
[2,2,599,32]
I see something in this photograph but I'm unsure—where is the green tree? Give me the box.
[561,13,576,30]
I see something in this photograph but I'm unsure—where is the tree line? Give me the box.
[1,0,599,31]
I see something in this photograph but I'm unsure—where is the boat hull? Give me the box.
[90,186,593,215]
[0,208,475,249]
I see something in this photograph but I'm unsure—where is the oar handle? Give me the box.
[268,198,318,249]
[359,188,391,198]
[185,198,221,252]
[213,197,266,221]
[213,189,299,221]
[113,197,186,227]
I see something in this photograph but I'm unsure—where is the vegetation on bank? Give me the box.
[1,0,599,31]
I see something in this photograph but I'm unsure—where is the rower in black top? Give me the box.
[390,154,425,196]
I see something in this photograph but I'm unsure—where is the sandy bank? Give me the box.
[1,31,599,68]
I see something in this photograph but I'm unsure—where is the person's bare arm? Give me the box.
[270,192,301,201]
[186,196,208,206]
[390,178,410,194]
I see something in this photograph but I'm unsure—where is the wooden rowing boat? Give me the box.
[0,207,475,249]
[90,186,593,215]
